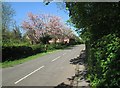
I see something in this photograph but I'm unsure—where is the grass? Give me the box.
[1,44,79,68]
[2,49,60,68]
[0,63,2,68]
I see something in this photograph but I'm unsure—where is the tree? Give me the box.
[2,2,16,46]
[2,2,15,32]
[66,2,120,87]
[22,12,44,44]
[46,15,65,43]
[12,21,22,40]
[22,12,74,44]
[66,2,120,40]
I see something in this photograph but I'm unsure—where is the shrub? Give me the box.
[47,43,67,50]
[86,34,120,87]
[2,41,77,62]
[2,44,46,62]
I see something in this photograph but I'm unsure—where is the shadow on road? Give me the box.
[54,50,90,88]
[54,82,73,88]
[70,50,86,65]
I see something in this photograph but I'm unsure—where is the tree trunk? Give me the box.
[54,38,57,44]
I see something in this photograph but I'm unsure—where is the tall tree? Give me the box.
[66,2,120,40]
[22,12,74,44]
[66,2,120,87]
[2,2,16,46]
[2,2,15,32]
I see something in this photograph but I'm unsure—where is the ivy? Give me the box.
[66,2,120,87]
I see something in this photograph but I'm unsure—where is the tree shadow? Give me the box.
[54,50,90,88]
[70,50,86,65]
[54,82,73,88]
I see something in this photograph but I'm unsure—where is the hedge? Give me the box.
[86,34,120,87]
[2,44,46,62]
[2,43,72,62]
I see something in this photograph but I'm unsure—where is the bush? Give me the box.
[86,34,120,87]
[47,43,67,50]
[2,44,46,62]
[2,43,68,62]
[46,44,57,50]
[2,41,77,62]
[30,44,45,54]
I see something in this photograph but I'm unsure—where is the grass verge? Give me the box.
[2,49,60,68]
[0,63,1,68]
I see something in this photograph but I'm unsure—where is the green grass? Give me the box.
[0,63,2,68]
[2,49,60,68]
[1,44,78,68]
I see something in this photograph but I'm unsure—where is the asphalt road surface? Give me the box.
[2,44,85,86]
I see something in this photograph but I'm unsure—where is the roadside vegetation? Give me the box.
[2,3,83,67]
[3,2,120,87]
[2,2,120,87]
[2,49,60,68]
[66,2,120,87]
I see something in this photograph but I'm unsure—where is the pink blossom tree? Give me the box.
[46,16,65,43]
[22,13,43,44]
[22,12,75,44]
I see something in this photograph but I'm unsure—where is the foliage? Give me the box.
[39,35,52,44]
[22,12,76,44]
[66,2,120,87]
[2,42,77,62]
[2,3,25,47]
[66,2,120,40]
[2,49,59,68]
[2,2,15,30]
[87,34,120,87]
[2,44,46,62]
[2,2,82,64]
[2,26,24,47]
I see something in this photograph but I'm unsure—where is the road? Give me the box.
[2,44,85,86]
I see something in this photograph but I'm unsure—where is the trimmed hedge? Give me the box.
[2,44,46,62]
[2,43,72,62]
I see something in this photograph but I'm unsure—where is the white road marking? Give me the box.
[51,56,61,62]
[14,65,44,84]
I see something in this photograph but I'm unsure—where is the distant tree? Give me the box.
[22,12,73,44]
[12,21,22,40]
[2,2,16,45]
[2,2,15,32]
[46,15,64,43]
[22,12,43,44]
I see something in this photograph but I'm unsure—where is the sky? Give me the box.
[9,2,78,36]
[10,2,69,25]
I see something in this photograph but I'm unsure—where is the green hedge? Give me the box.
[46,43,69,50]
[86,34,120,87]
[2,44,46,62]
[2,43,72,62]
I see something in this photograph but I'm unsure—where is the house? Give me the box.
[48,38,70,44]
